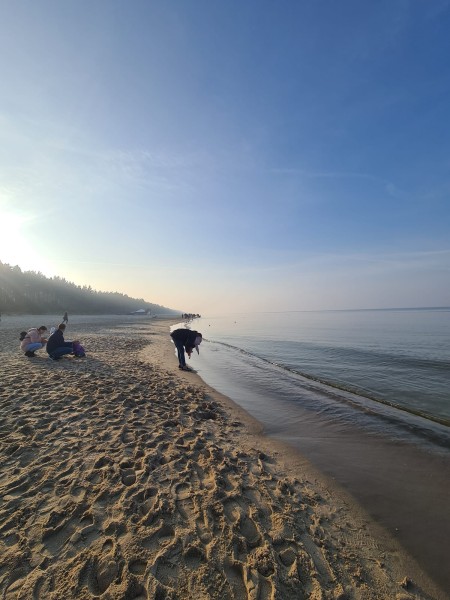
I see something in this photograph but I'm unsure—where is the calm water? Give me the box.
[190,308,450,427]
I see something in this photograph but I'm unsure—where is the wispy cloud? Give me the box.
[270,167,411,201]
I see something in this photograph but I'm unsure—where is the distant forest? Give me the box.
[0,261,178,316]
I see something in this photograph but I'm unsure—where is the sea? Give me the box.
[182,307,450,429]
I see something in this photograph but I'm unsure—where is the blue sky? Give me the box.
[1,0,449,314]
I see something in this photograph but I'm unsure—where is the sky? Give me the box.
[1,0,449,315]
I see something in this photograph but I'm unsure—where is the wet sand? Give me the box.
[0,317,447,599]
[195,357,450,595]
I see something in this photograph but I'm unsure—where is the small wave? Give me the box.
[205,338,450,433]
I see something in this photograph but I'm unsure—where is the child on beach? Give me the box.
[170,328,202,371]
[20,326,48,357]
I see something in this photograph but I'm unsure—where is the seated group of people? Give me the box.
[20,324,84,360]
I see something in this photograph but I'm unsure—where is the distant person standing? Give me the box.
[170,328,202,371]
[62,312,69,325]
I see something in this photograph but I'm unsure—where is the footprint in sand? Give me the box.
[278,545,297,567]
[183,545,205,570]
[151,555,180,589]
[223,498,242,524]
[223,559,248,599]
[128,558,147,575]
[142,524,175,552]
[300,533,334,585]
[248,569,275,600]
[120,427,135,445]
[93,455,114,469]
[223,500,262,548]
[131,487,159,516]
[77,513,98,546]
[195,510,213,545]
[104,520,127,537]
[120,459,136,486]
[44,510,66,531]
[138,488,159,517]
[80,535,122,596]
[42,512,77,556]
[239,515,262,549]
[217,467,241,494]
[121,468,136,486]
[70,485,86,500]
[243,486,264,506]
[86,557,120,596]
[173,482,197,523]
[87,471,103,485]
[102,538,114,553]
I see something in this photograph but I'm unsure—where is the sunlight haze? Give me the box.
[1,1,449,315]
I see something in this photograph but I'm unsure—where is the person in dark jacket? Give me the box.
[170,328,202,371]
[46,323,78,360]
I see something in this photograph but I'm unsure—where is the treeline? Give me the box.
[0,261,178,316]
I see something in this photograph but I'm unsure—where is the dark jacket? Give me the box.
[170,329,200,349]
[46,329,72,354]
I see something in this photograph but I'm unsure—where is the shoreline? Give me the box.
[142,320,448,599]
[182,320,450,596]
[0,317,447,599]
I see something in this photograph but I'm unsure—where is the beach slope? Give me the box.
[0,319,445,599]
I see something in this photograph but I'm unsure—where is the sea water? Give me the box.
[189,308,450,429]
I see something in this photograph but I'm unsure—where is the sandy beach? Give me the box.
[0,318,447,599]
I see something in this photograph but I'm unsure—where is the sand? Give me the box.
[0,318,446,600]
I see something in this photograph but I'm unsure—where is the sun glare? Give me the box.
[0,211,46,273]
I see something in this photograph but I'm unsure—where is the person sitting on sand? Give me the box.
[46,323,79,361]
[20,326,48,357]
[170,328,202,371]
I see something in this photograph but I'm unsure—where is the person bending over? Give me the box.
[170,328,202,371]
[46,323,78,361]
[20,326,48,357]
